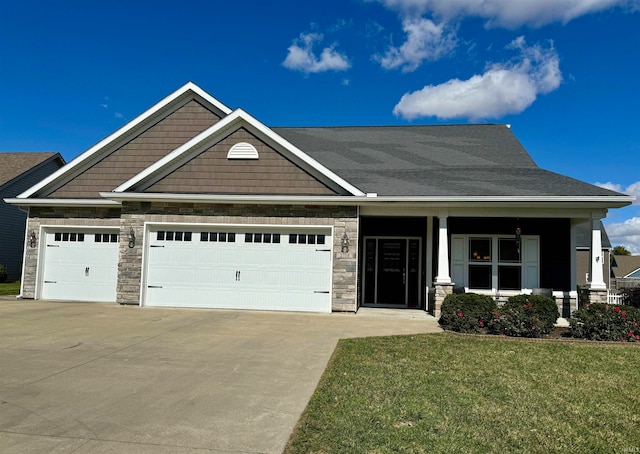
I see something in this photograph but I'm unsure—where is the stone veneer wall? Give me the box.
[118,202,358,312]
[22,206,122,298]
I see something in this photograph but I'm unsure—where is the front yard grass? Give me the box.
[0,281,20,296]
[286,333,640,453]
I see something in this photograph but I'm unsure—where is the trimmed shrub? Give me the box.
[569,303,640,342]
[439,293,497,333]
[506,295,559,327]
[487,295,559,338]
[620,288,640,309]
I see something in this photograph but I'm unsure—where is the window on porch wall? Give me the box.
[451,235,539,292]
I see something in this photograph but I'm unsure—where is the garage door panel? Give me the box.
[41,231,118,302]
[145,227,332,312]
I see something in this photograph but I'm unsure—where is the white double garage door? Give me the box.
[40,225,333,313]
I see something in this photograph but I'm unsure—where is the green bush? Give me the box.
[569,303,640,342]
[620,288,640,308]
[487,301,556,338]
[439,293,497,333]
[487,295,558,338]
[504,294,560,328]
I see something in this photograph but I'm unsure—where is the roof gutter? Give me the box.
[3,198,121,207]
[98,192,635,209]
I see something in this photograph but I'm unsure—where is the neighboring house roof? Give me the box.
[0,152,64,189]
[611,255,640,278]
[575,221,612,249]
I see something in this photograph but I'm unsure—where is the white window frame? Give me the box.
[451,234,540,296]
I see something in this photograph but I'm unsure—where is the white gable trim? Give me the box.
[4,198,121,207]
[624,268,640,279]
[113,108,365,196]
[17,82,232,199]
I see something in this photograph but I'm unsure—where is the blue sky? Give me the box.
[1,0,639,251]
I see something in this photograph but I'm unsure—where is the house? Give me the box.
[0,152,65,281]
[5,83,634,316]
[575,220,611,289]
[611,255,640,290]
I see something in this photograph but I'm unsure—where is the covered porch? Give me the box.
[356,204,612,318]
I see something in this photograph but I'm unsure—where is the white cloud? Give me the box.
[595,182,623,192]
[393,37,561,120]
[375,0,631,28]
[595,181,640,205]
[375,17,456,72]
[606,217,640,254]
[283,32,351,74]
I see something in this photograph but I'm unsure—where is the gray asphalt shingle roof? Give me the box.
[0,152,60,188]
[274,125,621,197]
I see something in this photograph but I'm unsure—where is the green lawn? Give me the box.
[286,333,640,453]
[0,281,21,296]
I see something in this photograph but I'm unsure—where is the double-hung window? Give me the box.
[452,235,539,292]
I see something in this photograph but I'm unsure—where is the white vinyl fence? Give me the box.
[607,292,624,305]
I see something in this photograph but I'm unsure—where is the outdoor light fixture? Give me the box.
[515,226,522,257]
[29,231,37,248]
[128,227,136,248]
[341,231,349,253]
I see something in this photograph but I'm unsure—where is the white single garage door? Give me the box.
[144,226,332,312]
[41,230,119,302]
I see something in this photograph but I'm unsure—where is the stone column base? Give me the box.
[587,288,608,304]
[434,283,454,319]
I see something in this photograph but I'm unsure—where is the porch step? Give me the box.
[356,307,435,320]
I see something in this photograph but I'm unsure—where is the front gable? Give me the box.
[144,127,337,195]
[47,100,222,198]
[114,109,364,197]
[18,82,231,200]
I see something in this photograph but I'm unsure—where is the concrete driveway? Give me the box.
[0,299,441,453]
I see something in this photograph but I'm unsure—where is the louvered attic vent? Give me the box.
[227,142,259,159]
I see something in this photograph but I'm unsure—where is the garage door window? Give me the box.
[95,233,118,243]
[245,233,281,244]
[199,232,236,243]
[157,231,193,242]
[54,232,85,242]
[289,234,325,245]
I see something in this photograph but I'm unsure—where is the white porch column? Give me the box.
[425,216,434,312]
[435,211,451,284]
[588,217,606,290]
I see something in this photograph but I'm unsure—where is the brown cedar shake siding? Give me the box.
[48,100,221,198]
[145,128,337,195]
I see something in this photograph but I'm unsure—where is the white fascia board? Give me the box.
[17,82,231,199]
[233,109,365,196]
[4,198,121,207]
[101,192,359,205]
[99,192,632,209]
[114,108,365,196]
[365,195,634,208]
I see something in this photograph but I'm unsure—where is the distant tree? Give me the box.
[612,245,631,256]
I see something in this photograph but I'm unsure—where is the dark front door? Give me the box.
[363,237,421,307]
[377,239,407,305]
